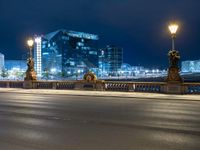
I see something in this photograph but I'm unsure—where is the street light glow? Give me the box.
[27,39,34,47]
[168,24,179,34]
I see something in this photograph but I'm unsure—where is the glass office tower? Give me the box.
[35,29,99,78]
[99,45,123,76]
[0,53,4,70]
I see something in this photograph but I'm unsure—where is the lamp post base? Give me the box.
[166,67,183,83]
[24,70,37,81]
[24,57,37,81]
[164,82,184,94]
[164,67,184,94]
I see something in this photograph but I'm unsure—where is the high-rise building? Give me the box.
[34,29,99,77]
[181,59,200,73]
[99,45,123,75]
[0,53,5,70]
[34,37,42,77]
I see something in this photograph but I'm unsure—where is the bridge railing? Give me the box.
[0,81,24,88]
[32,81,76,89]
[105,81,166,93]
[183,83,200,94]
[0,80,200,94]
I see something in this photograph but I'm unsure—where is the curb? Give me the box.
[0,89,200,102]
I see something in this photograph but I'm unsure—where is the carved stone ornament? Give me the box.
[83,71,97,82]
[24,57,37,81]
[166,67,182,82]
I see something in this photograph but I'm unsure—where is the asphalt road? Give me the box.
[0,92,200,150]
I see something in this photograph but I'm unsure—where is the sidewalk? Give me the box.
[0,88,199,101]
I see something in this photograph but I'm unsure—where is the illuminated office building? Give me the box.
[34,29,99,77]
[0,53,4,70]
[34,37,42,77]
[99,45,123,75]
[181,59,200,73]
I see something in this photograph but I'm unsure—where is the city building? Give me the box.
[34,37,42,77]
[34,29,99,78]
[181,59,200,73]
[99,45,123,76]
[5,60,27,71]
[0,53,5,70]
[4,60,27,79]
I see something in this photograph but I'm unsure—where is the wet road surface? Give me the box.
[0,92,200,150]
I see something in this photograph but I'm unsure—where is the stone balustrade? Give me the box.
[183,83,200,94]
[0,81,24,88]
[0,80,200,94]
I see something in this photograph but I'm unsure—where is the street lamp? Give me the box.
[168,23,179,50]
[166,23,182,83]
[27,39,34,58]
[24,38,37,81]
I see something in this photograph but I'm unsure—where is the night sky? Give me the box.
[0,0,200,68]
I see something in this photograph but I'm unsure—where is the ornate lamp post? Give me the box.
[24,39,37,81]
[166,23,183,83]
[27,39,34,58]
[168,24,179,50]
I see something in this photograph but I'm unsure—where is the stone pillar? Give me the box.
[52,82,57,89]
[23,81,33,89]
[6,82,10,88]
[166,67,183,83]
[164,82,184,94]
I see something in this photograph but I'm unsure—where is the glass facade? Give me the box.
[181,60,200,73]
[34,37,42,77]
[0,53,4,70]
[35,29,99,78]
[99,45,123,76]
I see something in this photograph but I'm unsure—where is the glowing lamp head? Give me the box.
[168,24,179,35]
[27,39,34,47]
